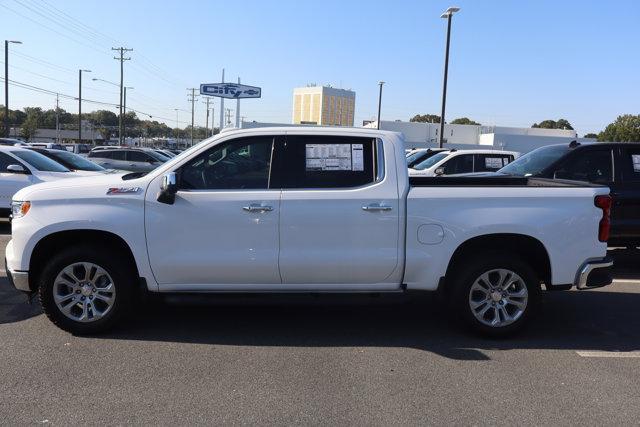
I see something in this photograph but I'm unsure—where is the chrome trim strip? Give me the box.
[575,259,613,289]
[8,269,30,292]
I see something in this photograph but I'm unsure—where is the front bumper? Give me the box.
[574,257,613,290]
[5,258,30,292]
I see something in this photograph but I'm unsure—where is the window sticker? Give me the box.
[351,144,364,171]
[632,154,640,172]
[485,157,504,169]
[503,157,510,166]
[306,144,357,171]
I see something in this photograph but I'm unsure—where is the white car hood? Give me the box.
[408,168,435,177]
[13,172,146,202]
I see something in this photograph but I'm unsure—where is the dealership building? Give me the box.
[292,85,355,127]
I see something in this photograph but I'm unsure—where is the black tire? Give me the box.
[38,245,135,335]
[449,252,541,337]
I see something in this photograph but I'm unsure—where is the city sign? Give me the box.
[200,83,262,99]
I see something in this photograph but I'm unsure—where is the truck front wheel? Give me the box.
[38,246,134,335]
[450,253,541,337]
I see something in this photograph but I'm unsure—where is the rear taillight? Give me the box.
[594,195,611,242]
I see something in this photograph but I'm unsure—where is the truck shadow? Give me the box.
[96,287,640,360]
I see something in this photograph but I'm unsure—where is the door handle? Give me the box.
[243,204,273,212]
[362,203,393,211]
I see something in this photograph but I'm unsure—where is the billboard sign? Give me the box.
[200,83,262,99]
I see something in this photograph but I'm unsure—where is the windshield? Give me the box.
[13,150,70,172]
[406,150,444,168]
[412,152,450,171]
[499,145,571,176]
[48,150,105,171]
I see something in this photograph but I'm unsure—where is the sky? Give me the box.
[1,0,639,135]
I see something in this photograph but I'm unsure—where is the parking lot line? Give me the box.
[576,351,640,358]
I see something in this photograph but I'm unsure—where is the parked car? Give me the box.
[6,128,612,336]
[27,142,67,151]
[27,147,110,173]
[406,148,448,168]
[87,147,169,172]
[0,146,80,217]
[409,149,518,176]
[64,144,92,155]
[495,141,640,248]
[0,138,27,146]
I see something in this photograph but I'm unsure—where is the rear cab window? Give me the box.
[278,136,377,189]
[621,145,640,183]
[475,154,513,172]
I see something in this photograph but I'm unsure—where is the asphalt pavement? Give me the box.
[1,221,639,425]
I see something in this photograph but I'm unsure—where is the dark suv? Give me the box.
[499,142,640,248]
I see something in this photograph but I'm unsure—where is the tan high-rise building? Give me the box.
[292,86,355,126]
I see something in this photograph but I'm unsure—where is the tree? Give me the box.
[598,114,640,142]
[532,119,574,130]
[410,114,441,123]
[20,108,41,141]
[583,133,598,139]
[451,117,480,126]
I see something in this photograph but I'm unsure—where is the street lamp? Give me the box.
[78,69,91,143]
[4,40,22,138]
[438,6,460,148]
[377,81,385,130]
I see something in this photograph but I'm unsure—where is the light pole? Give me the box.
[123,86,133,141]
[438,6,460,148]
[4,40,22,138]
[377,81,385,130]
[78,69,91,143]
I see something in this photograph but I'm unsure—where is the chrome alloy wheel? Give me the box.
[52,262,116,323]
[468,268,528,328]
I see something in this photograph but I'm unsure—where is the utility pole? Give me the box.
[123,86,133,141]
[112,47,133,145]
[235,77,241,128]
[55,94,60,144]
[4,40,22,137]
[187,88,198,146]
[219,68,225,130]
[377,81,385,130]
[210,106,215,136]
[225,108,233,127]
[78,69,91,143]
[203,97,210,138]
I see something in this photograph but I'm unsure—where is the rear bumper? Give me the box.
[574,257,613,290]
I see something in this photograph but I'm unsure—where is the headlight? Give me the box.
[11,201,31,219]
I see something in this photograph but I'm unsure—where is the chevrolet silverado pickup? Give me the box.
[5,127,613,336]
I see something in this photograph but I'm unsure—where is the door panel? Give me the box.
[145,135,281,288]
[278,136,400,285]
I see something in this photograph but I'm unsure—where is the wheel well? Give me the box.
[29,230,139,291]
[444,233,552,290]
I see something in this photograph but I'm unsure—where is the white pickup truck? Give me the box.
[5,127,613,336]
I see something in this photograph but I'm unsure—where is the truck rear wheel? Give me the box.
[38,246,134,335]
[450,253,540,337]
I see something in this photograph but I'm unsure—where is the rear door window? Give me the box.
[621,146,640,183]
[127,151,152,162]
[443,153,474,174]
[475,154,513,172]
[279,136,376,189]
[554,148,613,184]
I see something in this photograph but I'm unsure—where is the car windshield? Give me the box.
[499,145,571,176]
[13,150,70,172]
[406,150,444,168]
[48,150,105,171]
[412,152,450,170]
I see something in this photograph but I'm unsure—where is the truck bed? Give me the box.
[409,176,605,188]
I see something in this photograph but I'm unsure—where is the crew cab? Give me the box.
[409,149,518,176]
[5,128,613,336]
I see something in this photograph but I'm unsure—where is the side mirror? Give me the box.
[6,164,27,174]
[434,167,445,176]
[157,172,178,205]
